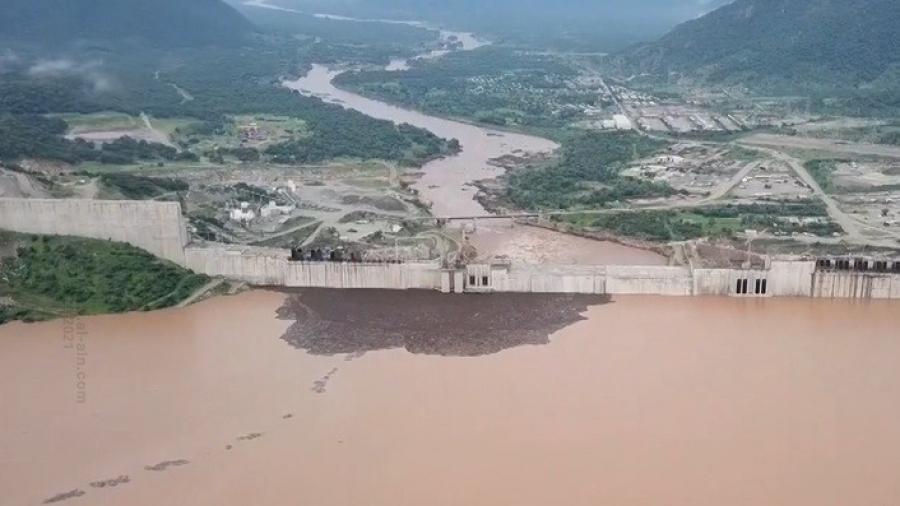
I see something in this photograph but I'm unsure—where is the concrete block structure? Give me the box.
[811,257,900,299]
[184,244,441,289]
[0,198,187,263]
[2,197,900,299]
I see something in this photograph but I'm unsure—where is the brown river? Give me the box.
[2,290,900,505]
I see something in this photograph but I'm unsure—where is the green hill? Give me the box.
[0,0,254,48]
[621,0,900,90]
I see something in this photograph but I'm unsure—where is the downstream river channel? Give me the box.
[280,16,665,265]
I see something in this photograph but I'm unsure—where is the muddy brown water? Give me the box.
[2,290,900,505]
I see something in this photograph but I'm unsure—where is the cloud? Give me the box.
[0,49,20,72]
[27,58,117,93]
[28,59,76,75]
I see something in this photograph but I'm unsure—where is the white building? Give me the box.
[229,202,256,223]
[260,200,295,218]
[613,114,633,130]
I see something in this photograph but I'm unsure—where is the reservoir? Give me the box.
[2,290,899,505]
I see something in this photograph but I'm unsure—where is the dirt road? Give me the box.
[742,133,900,159]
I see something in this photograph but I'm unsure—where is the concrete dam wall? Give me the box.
[184,244,441,290]
[813,271,900,299]
[0,198,187,264]
[2,197,899,299]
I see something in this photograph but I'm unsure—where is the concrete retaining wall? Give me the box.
[476,264,696,296]
[812,272,900,299]
[0,198,187,263]
[185,244,441,289]
[494,265,607,294]
[606,265,693,296]
[694,268,771,297]
[768,261,816,297]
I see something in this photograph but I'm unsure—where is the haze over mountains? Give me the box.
[259,0,736,49]
[1,0,897,100]
[622,0,900,90]
[0,0,254,48]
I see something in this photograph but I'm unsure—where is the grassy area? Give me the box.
[560,210,710,242]
[97,173,188,200]
[723,145,764,162]
[507,131,674,210]
[57,112,141,133]
[804,159,843,193]
[57,112,198,137]
[149,117,200,136]
[173,114,310,154]
[797,123,900,145]
[559,201,838,242]
[0,232,208,324]
[334,46,590,131]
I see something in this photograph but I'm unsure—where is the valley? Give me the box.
[3,1,900,506]
[5,0,900,283]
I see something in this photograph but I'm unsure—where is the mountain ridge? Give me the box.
[619,0,900,90]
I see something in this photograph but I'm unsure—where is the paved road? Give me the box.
[742,134,900,159]
[700,160,758,203]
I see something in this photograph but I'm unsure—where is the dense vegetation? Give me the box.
[0,114,190,164]
[620,0,900,113]
[0,114,92,162]
[804,159,845,194]
[336,47,597,130]
[0,233,209,324]
[98,173,189,200]
[0,0,253,48]
[507,132,673,210]
[0,11,452,167]
[560,202,838,242]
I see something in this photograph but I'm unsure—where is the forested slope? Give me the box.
[622,0,900,89]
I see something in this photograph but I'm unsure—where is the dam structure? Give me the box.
[0,198,188,264]
[2,197,900,299]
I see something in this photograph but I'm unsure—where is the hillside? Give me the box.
[0,0,254,48]
[0,232,209,324]
[621,0,900,89]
